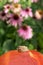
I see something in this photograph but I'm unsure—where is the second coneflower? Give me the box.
[7,14,23,27]
[17,25,33,40]
[20,8,33,19]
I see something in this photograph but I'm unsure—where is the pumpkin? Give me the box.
[0,46,43,65]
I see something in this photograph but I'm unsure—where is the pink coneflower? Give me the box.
[0,11,7,21]
[20,8,33,19]
[7,14,23,27]
[4,4,11,13]
[17,25,33,40]
[31,0,38,3]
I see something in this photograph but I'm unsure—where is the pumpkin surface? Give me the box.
[0,50,43,65]
[31,50,43,65]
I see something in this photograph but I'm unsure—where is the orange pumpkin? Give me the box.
[0,46,43,65]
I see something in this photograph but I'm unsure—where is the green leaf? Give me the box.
[20,0,32,8]
[0,28,5,35]
[29,44,34,50]
[27,0,32,7]
[3,39,15,53]
[37,33,43,49]
[0,47,4,55]
[0,0,7,7]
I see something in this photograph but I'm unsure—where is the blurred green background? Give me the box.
[0,0,43,55]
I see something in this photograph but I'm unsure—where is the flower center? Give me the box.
[22,25,27,31]
[33,15,36,19]
[1,12,6,16]
[38,10,43,15]
[13,14,19,20]
[25,8,29,12]
[7,6,10,9]
[14,4,19,8]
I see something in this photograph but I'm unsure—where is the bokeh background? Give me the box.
[0,0,43,55]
